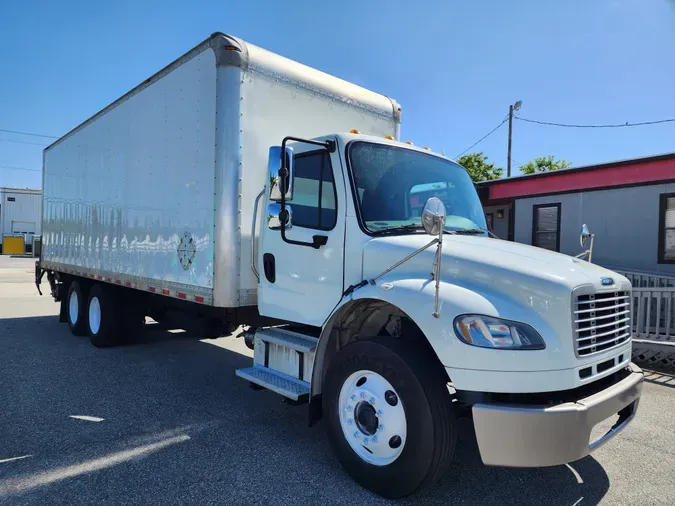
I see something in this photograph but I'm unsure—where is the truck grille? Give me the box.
[574,290,632,357]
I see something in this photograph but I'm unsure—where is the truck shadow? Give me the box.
[0,314,608,505]
[413,419,609,505]
[642,368,675,388]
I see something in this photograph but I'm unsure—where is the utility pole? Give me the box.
[507,100,522,178]
[507,105,513,178]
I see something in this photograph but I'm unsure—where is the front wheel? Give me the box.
[323,338,457,498]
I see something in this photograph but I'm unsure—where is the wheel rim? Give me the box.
[338,370,407,466]
[89,296,101,335]
[69,290,79,324]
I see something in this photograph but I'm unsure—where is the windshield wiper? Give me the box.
[452,229,485,235]
[449,228,499,238]
[371,224,424,236]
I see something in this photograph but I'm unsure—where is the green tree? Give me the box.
[519,155,571,175]
[456,152,503,183]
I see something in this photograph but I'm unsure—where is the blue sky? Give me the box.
[1,0,674,189]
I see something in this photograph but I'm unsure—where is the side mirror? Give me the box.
[422,197,447,236]
[580,224,591,248]
[268,146,294,201]
[267,203,292,230]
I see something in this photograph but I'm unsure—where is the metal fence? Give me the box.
[617,270,675,368]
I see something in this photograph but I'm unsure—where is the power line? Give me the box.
[0,164,41,173]
[455,115,509,158]
[0,128,58,139]
[515,115,675,129]
[0,137,48,147]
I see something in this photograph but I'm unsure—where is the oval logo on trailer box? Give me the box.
[601,277,614,286]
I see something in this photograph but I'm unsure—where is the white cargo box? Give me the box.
[42,32,401,308]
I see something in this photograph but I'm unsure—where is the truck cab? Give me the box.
[240,131,643,497]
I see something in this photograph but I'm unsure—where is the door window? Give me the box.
[291,151,337,230]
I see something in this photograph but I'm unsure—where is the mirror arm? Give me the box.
[588,234,594,263]
[279,136,335,249]
[368,237,439,285]
[432,216,443,318]
[575,235,595,262]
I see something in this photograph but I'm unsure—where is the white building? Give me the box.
[0,187,42,253]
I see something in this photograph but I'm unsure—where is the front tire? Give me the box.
[66,280,88,336]
[323,338,457,498]
[87,284,123,347]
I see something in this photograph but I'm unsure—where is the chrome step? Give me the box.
[255,327,318,353]
[235,365,310,401]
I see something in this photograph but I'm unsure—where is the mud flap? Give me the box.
[35,261,44,296]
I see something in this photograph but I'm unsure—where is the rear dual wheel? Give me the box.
[66,280,89,335]
[87,284,123,347]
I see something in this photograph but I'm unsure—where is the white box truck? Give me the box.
[36,32,643,498]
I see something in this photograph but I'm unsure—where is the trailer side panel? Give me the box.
[42,48,217,302]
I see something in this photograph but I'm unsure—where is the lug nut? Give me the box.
[378,424,384,431]
[369,397,376,404]
[377,409,383,416]
[351,395,356,401]
[360,392,365,398]
[353,431,360,438]
[347,419,353,425]
[363,437,369,445]
[346,405,352,410]
[372,435,378,443]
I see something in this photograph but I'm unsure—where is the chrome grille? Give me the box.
[574,290,632,357]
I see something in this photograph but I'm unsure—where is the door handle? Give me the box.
[263,253,276,283]
[312,235,328,248]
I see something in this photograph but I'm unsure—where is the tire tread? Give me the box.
[323,337,457,498]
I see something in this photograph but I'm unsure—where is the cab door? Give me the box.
[258,139,346,326]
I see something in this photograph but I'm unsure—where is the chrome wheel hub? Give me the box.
[338,370,407,466]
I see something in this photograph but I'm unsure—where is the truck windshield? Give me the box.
[348,142,487,235]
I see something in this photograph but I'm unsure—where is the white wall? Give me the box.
[514,183,675,276]
[0,188,42,246]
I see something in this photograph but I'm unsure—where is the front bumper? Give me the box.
[471,362,644,467]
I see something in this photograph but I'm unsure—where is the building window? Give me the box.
[658,193,675,263]
[532,203,561,252]
[289,151,337,230]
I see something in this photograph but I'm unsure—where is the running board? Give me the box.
[236,365,310,401]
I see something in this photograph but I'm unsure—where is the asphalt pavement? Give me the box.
[1,255,674,505]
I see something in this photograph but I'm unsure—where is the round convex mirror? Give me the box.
[421,197,447,236]
[580,224,591,247]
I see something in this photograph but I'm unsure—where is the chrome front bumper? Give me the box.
[471,362,644,467]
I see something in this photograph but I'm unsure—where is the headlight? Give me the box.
[453,315,545,350]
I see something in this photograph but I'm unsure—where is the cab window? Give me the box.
[291,151,337,230]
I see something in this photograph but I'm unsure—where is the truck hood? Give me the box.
[362,234,624,291]
[361,234,629,340]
